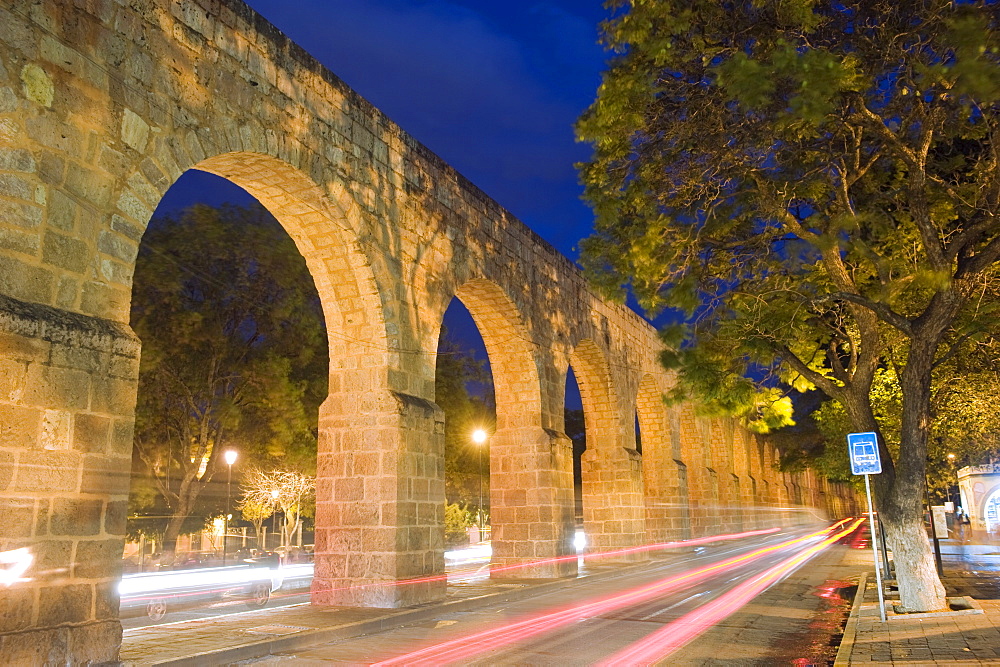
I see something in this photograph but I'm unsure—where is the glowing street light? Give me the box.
[223,449,238,566]
[472,429,488,530]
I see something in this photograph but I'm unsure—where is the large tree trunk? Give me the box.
[880,335,948,611]
[842,382,946,612]
[160,477,203,564]
[882,509,945,611]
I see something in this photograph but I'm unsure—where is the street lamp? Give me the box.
[223,449,237,566]
[271,488,281,549]
[472,429,488,529]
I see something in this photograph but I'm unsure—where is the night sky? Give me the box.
[160,0,611,260]
[156,0,615,408]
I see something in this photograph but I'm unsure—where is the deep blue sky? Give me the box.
[245,0,609,258]
[160,0,611,261]
[157,1,613,410]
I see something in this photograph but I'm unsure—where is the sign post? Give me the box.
[848,431,887,622]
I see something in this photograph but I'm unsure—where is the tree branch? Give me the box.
[775,343,841,399]
[817,291,914,336]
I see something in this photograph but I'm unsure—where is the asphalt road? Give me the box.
[236,525,864,665]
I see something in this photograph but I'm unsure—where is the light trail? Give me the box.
[462,526,781,581]
[0,548,33,587]
[598,517,866,666]
[371,521,849,666]
[118,527,780,620]
[305,527,784,598]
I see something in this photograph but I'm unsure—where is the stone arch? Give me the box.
[152,155,430,610]
[636,373,690,542]
[191,152,389,363]
[452,278,541,430]
[441,279,574,577]
[569,339,645,558]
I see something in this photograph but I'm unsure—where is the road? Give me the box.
[236,520,864,665]
[120,545,493,630]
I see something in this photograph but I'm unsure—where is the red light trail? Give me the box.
[305,527,783,597]
[372,521,856,665]
[598,517,865,665]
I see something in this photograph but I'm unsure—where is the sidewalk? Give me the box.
[836,541,1000,665]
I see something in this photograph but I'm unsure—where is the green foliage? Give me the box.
[444,502,475,547]
[578,0,1000,441]
[129,203,327,550]
[580,3,1000,607]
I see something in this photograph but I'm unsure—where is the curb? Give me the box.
[136,559,663,666]
[833,570,867,666]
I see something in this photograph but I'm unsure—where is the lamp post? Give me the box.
[223,449,238,566]
[270,488,281,550]
[472,429,488,530]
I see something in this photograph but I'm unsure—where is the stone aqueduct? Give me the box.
[0,0,857,661]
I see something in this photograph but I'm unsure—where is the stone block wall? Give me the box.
[0,294,137,663]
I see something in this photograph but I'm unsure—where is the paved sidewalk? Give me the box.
[836,545,1000,665]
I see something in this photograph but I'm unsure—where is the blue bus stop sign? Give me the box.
[848,432,881,475]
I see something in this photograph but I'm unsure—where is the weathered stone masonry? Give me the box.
[0,0,859,661]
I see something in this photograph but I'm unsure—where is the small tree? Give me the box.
[444,502,475,547]
[238,496,274,547]
[130,203,327,559]
[240,468,315,549]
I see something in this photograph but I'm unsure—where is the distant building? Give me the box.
[958,464,1000,534]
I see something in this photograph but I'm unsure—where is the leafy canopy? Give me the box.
[578,0,1000,433]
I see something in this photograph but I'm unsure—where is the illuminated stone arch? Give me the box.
[452,278,541,430]
[635,373,691,542]
[442,278,575,576]
[569,338,645,557]
[182,154,438,609]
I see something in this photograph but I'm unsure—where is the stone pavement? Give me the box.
[836,540,1000,665]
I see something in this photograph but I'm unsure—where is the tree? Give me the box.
[435,327,495,512]
[577,0,999,611]
[812,338,1000,495]
[239,467,316,548]
[238,496,275,547]
[130,203,328,560]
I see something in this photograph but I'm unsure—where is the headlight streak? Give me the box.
[0,548,33,587]
[119,528,783,624]
[598,517,866,666]
[119,563,301,604]
[293,527,787,600]
[370,521,853,666]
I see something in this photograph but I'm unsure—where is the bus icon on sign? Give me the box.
[848,432,881,475]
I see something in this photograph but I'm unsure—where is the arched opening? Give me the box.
[434,298,495,550]
[440,279,571,577]
[118,150,409,622]
[565,366,585,534]
[569,340,645,558]
[123,169,334,623]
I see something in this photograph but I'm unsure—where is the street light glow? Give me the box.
[472,428,488,444]
[224,449,238,466]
